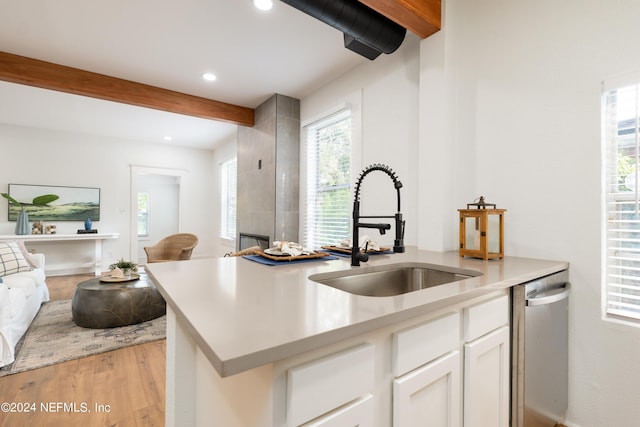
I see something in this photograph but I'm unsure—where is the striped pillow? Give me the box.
[0,241,32,277]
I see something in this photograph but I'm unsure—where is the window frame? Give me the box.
[220,156,237,241]
[300,95,363,250]
[137,191,150,238]
[303,109,352,249]
[602,74,640,325]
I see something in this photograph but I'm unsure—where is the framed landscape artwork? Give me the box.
[7,184,100,221]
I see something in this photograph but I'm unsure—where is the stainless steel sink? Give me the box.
[309,263,482,297]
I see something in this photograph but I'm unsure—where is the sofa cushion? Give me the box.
[0,241,32,277]
[8,287,27,318]
[4,274,38,298]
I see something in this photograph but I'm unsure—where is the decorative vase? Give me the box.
[84,217,92,231]
[15,209,30,235]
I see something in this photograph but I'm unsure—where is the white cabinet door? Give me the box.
[302,394,373,427]
[393,351,462,427]
[463,326,510,427]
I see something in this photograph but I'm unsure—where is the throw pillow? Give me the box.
[15,239,37,268]
[0,239,37,268]
[0,241,33,277]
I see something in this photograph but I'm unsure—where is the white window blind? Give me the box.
[303,109,352,249]
[604,81,640,321]
[220,157,237,240]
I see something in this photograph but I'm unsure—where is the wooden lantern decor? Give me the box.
[458,197,506,260]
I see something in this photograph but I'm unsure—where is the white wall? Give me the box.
[0,123,217,274]
[301,35,421,249]
[420,0,640,425]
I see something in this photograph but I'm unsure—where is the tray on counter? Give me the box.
[255,250,332,262]
[321,245,391,255]
[243,251,339,266]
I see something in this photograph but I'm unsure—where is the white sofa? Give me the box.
[0,241,50,368]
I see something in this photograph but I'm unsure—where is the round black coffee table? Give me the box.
[71,272,166,328]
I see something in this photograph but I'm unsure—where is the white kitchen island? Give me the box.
[146,247,568,427]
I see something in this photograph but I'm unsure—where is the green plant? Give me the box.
[1,192,59,207]
[109,258,138,272]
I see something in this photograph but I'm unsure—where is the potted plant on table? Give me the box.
[1,192,59,235]
[109,258,138,277]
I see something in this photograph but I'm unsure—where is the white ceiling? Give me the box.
[0,0,370,150]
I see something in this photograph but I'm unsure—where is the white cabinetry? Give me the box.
[393,350,461,427]
[287,343,375,426]
[302,395,374,427]
[391,295,510,427]
[463,326,510,427]
[164,291,511,427]
[463,296,510,427]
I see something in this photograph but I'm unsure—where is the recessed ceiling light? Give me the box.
[201,72,217,82]
[253,0,273,11]
[163,136,173,141]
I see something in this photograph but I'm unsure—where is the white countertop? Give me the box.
[146,248,568,377]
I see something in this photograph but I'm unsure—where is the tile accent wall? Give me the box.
[237,94,300,249]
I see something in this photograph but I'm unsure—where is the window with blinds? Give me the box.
[604,80,640,322]
[220,157,237,240]
[137,191,149,237]
[303,109,352,249]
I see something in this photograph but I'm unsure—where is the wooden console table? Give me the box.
[0,233,119,275]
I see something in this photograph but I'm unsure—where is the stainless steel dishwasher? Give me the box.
[511,270,571,427]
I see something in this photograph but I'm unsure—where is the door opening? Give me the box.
[130,166,185,265]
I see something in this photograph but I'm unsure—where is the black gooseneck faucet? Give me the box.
[351,164,405,266]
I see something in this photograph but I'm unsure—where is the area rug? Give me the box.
[0,299,166,377]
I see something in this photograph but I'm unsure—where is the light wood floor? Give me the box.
[0,274,166,427]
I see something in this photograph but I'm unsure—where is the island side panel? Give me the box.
[166,305,275,427]
[166,306,196,427]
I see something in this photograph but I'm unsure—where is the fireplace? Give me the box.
[237,95,300,248]
[239,233,270,251]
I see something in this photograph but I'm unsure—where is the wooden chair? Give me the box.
[144,233,198,263]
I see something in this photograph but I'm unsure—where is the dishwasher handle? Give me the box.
[526,282,571,307]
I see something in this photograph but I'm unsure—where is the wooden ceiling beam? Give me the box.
[0,51,254,127]
[358,0,441,39]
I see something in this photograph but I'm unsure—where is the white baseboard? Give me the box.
[45,267,95,277]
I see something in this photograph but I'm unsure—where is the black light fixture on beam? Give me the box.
[280,0,407,60]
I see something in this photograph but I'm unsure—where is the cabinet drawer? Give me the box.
[463,295,509,342]
[392,312,459,377]
[301,394,373,427]
[287,343,375,426]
